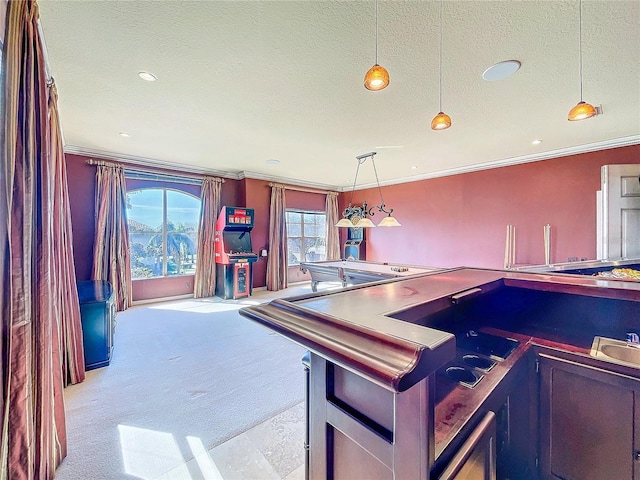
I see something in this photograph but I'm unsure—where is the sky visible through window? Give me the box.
[127,189,200,229]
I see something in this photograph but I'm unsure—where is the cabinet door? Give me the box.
[539,354,640,480]
[438,412,496,480]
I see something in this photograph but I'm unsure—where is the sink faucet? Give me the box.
[626,333,640,345]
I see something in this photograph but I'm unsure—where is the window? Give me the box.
[286,210,326,266]
[127,188,201,279]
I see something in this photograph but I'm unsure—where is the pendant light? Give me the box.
[568,0,596,121]
[364,0,389,91]
[431,0,451,130]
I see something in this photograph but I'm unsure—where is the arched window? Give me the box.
[126,188,201,279]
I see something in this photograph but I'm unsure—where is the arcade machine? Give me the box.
[344,226,365,260]
[214,206,258,299]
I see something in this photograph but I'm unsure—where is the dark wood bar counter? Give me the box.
[239,268,640,479]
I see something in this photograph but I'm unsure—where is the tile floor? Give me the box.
[154,402,306,480]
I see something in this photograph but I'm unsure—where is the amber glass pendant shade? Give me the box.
[431,112,452,130]
[364,64,390,91]
[567,101,596,121]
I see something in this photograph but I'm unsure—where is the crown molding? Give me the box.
[353,135,640,190]
[64,145,241,179]
[66,135,639,193]
[239,170,343,192]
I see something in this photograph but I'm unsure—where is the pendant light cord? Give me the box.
[370,154,386,208]
[578,0,584,102]
[438,0,443,111]
[375,0,379,64]
[348,158,364,206]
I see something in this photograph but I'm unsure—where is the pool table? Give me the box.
[300,259,440,292]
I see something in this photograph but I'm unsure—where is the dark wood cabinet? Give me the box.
[538,353,640,480]
[78,280,115,370]
[438,412,497,480]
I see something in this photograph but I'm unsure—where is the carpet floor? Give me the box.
[55,289,308,479]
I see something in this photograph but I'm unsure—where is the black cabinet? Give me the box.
[78,280,115,370]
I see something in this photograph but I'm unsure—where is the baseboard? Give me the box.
[131,293,193,306]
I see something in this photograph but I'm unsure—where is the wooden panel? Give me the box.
[438,412,496,480]
[332,364,394,434]
[309,353,431,480]
[331,428,393,479]
[539,354,637,480]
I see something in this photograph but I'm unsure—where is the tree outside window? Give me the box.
[127,188,200,279]
[286,210,326,266]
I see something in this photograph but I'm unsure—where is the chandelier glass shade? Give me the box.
[335,152,401,228]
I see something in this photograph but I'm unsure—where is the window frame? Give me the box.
[127,187,201,279]
[285,209,327,267]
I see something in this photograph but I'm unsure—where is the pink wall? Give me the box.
[236,179,326,286]
[66,153,240,301]
[66,145,638,300]
[348,145,639,269]
[66,154,97,281]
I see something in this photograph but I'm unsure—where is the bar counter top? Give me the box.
[240,267,640,395]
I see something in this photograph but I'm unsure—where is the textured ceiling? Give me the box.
[38,0,640,190]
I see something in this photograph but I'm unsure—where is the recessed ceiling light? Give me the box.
[482,60,521,81]
[411,165,418,170]
[266,159,280,165]
[138,71,157,82]
[118,132,131,137]
[532,139,542,145]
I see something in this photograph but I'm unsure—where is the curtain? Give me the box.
[49,84,85,386]
[1,1,85,477]
[92,164,132,311]
[193,176,222,298]
[325,192,340,260]
[266,185,287,291]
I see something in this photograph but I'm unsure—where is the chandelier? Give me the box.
[335,152,401,228]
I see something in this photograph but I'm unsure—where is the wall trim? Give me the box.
[131,293,193,307]
[65,145,238,179]
[66,135,640,193]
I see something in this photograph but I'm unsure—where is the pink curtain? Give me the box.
[325,192,340,260]
[266,185,288,291]
[92,163,132,311]
[49,84,86,386]
[1,1,85,478]
[194,176,222,298]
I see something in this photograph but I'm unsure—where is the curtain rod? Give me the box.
[269,183,337,195]
[86,159,224,184]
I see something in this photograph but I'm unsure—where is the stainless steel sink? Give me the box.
[590,336,640,368]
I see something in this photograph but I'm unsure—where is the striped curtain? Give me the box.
[92,164,132,311]
[325,192,340,260]
[266,185,288,291]
[49,84,86,385]
[1,1,84,478]
[194,176,222,298]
